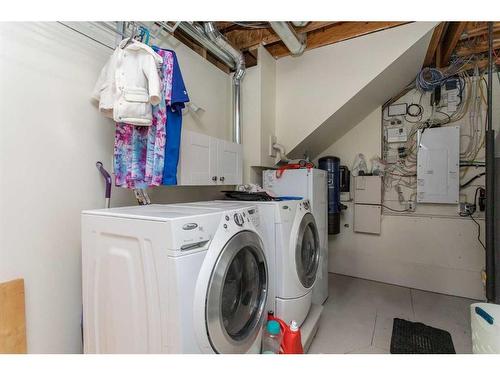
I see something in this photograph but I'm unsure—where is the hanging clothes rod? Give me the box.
[57,21,180,50]
[57,22,116,50]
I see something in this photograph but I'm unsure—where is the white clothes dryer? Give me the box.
[81,203,268,354]
[209,199,320,326]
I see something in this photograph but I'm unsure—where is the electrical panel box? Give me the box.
[417,126,460,204]
[354,176,382,205]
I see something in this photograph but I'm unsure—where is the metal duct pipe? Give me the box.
[177,22,236,69]
[485,22,497,302]
[269,22,306,56]
[204,22,246,144]
[291,21,309,27]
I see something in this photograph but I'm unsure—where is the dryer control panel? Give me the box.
[221,207,260,231]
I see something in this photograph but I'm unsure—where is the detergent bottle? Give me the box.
[267,310,275,321]
[261,320,282,354]
[281,320,303,354]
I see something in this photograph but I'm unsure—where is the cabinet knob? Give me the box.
[212,176,217,182]
[219,176,225,182]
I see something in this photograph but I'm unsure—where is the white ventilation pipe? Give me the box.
[204,22,246,144]
[269,22,306,56]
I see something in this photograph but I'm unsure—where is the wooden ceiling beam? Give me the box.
[423,22,447,67]
[439,21,467,67]
[214,22,236,32]
[223,22,337,51]
[461,22,500,40]
[243,48,258,68]
[448,56,500,72]
[455,38,500,57]
[265,21,409,59]
[173,27,230,73]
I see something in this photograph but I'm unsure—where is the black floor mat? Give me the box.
[390,318,456,354]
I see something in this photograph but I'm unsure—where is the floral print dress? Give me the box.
[114,49,174,189]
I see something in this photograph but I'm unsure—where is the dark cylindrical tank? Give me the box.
[318,156,340,235]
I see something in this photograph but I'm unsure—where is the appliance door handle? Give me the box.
[475,306,494,325]
[180,240,209,251]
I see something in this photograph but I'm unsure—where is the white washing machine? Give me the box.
[208,199,320,327]
[81,203,268,354]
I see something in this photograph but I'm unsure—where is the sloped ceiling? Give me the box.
[293,29,435,159]
[274,22,437,160]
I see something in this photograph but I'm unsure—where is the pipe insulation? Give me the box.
[485,22,497,302]
[204,22,246,144]
[269,22,306,56]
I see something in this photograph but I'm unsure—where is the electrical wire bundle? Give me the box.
[382,59,487,213]
[415,56,474,93]
[415,67,445,92]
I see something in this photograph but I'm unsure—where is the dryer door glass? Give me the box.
[295,213,320,288]
[206,230,268,354]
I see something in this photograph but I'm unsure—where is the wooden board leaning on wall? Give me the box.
[0,279,27,353]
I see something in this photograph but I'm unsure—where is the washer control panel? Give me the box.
[233,213,244,226]
[221,207,260,232]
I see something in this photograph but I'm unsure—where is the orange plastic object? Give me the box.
[268,317,304,354]
[275,162,314,178]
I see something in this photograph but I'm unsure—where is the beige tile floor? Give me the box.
[308,273,479,354]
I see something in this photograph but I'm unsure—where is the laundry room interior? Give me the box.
[1,3,500,363]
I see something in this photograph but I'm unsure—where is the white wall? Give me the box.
[318,77,500,300]
[259,46,277,169]
[0,22,232,353]
[242,46,276,184]
[317,108,382,166]
[242,64,261,183]
[275,22,436,158]
[153,32,232,141]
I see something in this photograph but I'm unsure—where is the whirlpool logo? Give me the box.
[182,223,198,230]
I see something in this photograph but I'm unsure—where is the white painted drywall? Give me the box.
[318,107,382,167]
[0,22,232,353]
[317,77,500,300]
[242,46,277,184]
[259,46,277,169]
[275,22,437,158]
[242,64,262,183]
[152,33,232,141]
[329,208,486,299]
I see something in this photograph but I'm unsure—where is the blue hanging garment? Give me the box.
[153,46,190,185]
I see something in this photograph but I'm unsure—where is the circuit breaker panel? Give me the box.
[417,126,460,204]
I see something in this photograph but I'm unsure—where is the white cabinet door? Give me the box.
[178,130,218,185]
[217,139,242,185]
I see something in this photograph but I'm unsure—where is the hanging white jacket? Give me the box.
[92,38,163,126]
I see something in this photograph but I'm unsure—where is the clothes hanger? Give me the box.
[138,26,151,46]
[122,23,137,49]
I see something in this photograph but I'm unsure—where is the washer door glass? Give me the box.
[295,213,320,289]
[206,231,268,353]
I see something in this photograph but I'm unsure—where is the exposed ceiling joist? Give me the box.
[265,21,409,59]
[439,22,467,67]
[461,22,500,40]
[214,22,236,32]
[423,21,500,71]
[449,56,500,72]
[223,21,336,51]
[423,22,447,67]
[170,22,412,73]
[455,39,500,57]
